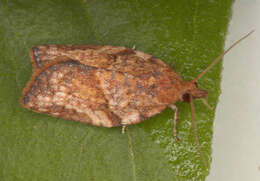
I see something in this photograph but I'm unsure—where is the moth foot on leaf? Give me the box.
[174,135,180,143]
[121,125,126,134]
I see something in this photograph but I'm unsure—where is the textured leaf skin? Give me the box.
[0,0,233,180]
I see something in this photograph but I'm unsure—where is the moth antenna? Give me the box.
[201,98,213,110]
[189,95,207,167]
[192,30,255,82]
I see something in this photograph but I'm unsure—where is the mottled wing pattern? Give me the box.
[30,45,179,76]
[21,60,121,127]
[30,45,126,70]
[95,70,169,125]
[23,45,184,127]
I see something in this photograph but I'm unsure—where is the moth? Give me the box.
[21,31,253,165]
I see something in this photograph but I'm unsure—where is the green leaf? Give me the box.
[0,0,234,180]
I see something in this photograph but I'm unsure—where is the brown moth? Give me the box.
[21,31,253,165]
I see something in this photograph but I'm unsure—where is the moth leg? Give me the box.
[121,124,127,134]
[169,104,180,141]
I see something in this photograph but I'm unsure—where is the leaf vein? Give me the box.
[127,130,137,181]
[192,0,199,44]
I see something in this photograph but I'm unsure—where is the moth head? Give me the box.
[181,81,208,102]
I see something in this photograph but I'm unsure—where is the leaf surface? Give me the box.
[0,0,234,180]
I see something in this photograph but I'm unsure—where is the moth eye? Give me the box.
[182,93,190,102]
